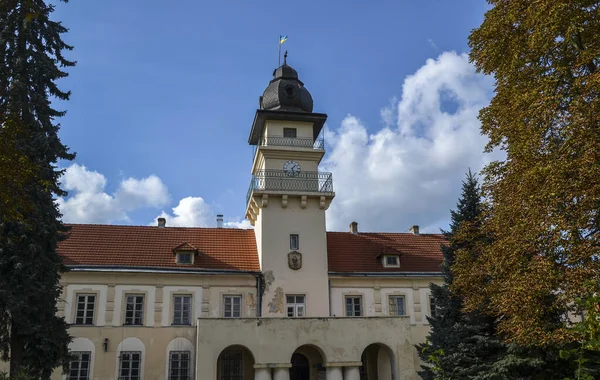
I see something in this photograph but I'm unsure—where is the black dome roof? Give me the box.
[259,62,313,113]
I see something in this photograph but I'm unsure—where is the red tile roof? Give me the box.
[326,232,446,273]
[58,225,445,274]
[59,224,260,272]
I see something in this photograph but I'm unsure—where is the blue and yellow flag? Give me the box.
[279,35,288,44]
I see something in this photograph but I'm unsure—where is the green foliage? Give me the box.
[0,0,75,378]
[0,369,37,380]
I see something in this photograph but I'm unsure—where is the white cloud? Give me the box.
[323,51,500,233]
[57,164,171,224]
[152,197,253,229]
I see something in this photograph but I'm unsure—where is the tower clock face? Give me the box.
[283,160,301,176]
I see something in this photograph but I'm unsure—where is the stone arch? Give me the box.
[165,337,195,380]
[115,337,145,380]
[360,343,397,380]
[290,344,326,380]
[64,337,95,380]
[217,344,255,380]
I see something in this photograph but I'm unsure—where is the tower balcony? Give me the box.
[260,135,325,150]
[246,170,334,206]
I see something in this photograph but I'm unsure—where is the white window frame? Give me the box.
[168,351,191,380]
[118,351,142,380]
[286,295,306,317]
[74,294,96,325]
[345,295,363,317]
[383,255,400,268]
[68,351,91,380]
[124,295,144,326]
[172,295,192,325]
[388,295,406,316]
[429,296,438,319]
[290,234,299,250]
[223,295,242,318]
[176,252,193,264]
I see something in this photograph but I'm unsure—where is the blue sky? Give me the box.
[53,0,496,232]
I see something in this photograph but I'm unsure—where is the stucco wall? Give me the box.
[196,316,421,380]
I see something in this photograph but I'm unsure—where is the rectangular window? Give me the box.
[223,295,242,318]
[177,253,193,264]
[124,295,144,326]
[345,296,362,317]
[75,294,96,325]
[389,295,406,316]
[68,351,91,380]
[290,234,299,250]
[220,350,242,380]
[173,295,192,325]
[429,296,437,319]
[169,351,190,380]
[286,295,305,317]
[283,128,297,138]
[384,255,399,267]
[119,351,141,380]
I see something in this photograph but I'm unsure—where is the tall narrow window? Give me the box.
[290,234,299,250]
[173,295,192,325]
[345,296,362,317]
[68,351,91,380]
[223,295,242,318]
[388,295,406,316]
[286,295,305,317]
[429,296,437,319]
[75,294,96,325]
[169,351,190,380]
[283,128,297,138]
[119,351,141,380]
[221,350,243,380]
[124,295,144,326]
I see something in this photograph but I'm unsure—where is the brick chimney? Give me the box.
[410,225,419,235]
[349,221,358,235]
[217,214,224,228]
[157,217,166,228]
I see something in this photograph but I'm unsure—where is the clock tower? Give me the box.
[245,58,334,317]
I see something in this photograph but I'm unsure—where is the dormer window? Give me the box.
[383,255,400,268]
[177,252,193,264]
[172,242,198,265]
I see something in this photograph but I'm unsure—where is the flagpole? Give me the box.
[278,35,281,67]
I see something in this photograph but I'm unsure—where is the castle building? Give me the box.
[5,60,445,380]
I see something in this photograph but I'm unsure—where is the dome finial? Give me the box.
[284,50,288,65]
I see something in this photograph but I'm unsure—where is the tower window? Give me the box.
[283,128,297,138]
[290,234,299,250]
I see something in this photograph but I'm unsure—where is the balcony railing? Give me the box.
[246,170,333,205]
[260,135,325,150]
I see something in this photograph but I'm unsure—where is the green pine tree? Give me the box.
[417,171,572,379]
[0,0,75,378]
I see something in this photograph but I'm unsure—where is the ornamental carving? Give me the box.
[288,251,302,270]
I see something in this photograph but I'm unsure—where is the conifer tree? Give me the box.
[0,0,75,377]
[418,171,572,379]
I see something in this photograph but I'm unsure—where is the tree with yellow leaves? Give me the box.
[452,0,600,352]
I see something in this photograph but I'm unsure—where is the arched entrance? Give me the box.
[360,343,396,380]
[289,345,325,380]
[217,345,255,380]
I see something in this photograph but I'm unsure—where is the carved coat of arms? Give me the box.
[288,251,302,270]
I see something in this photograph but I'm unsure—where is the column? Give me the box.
[326,366,343,380]
[255,367,272,380]
[343,366,360,380]
[273,367,290,380]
